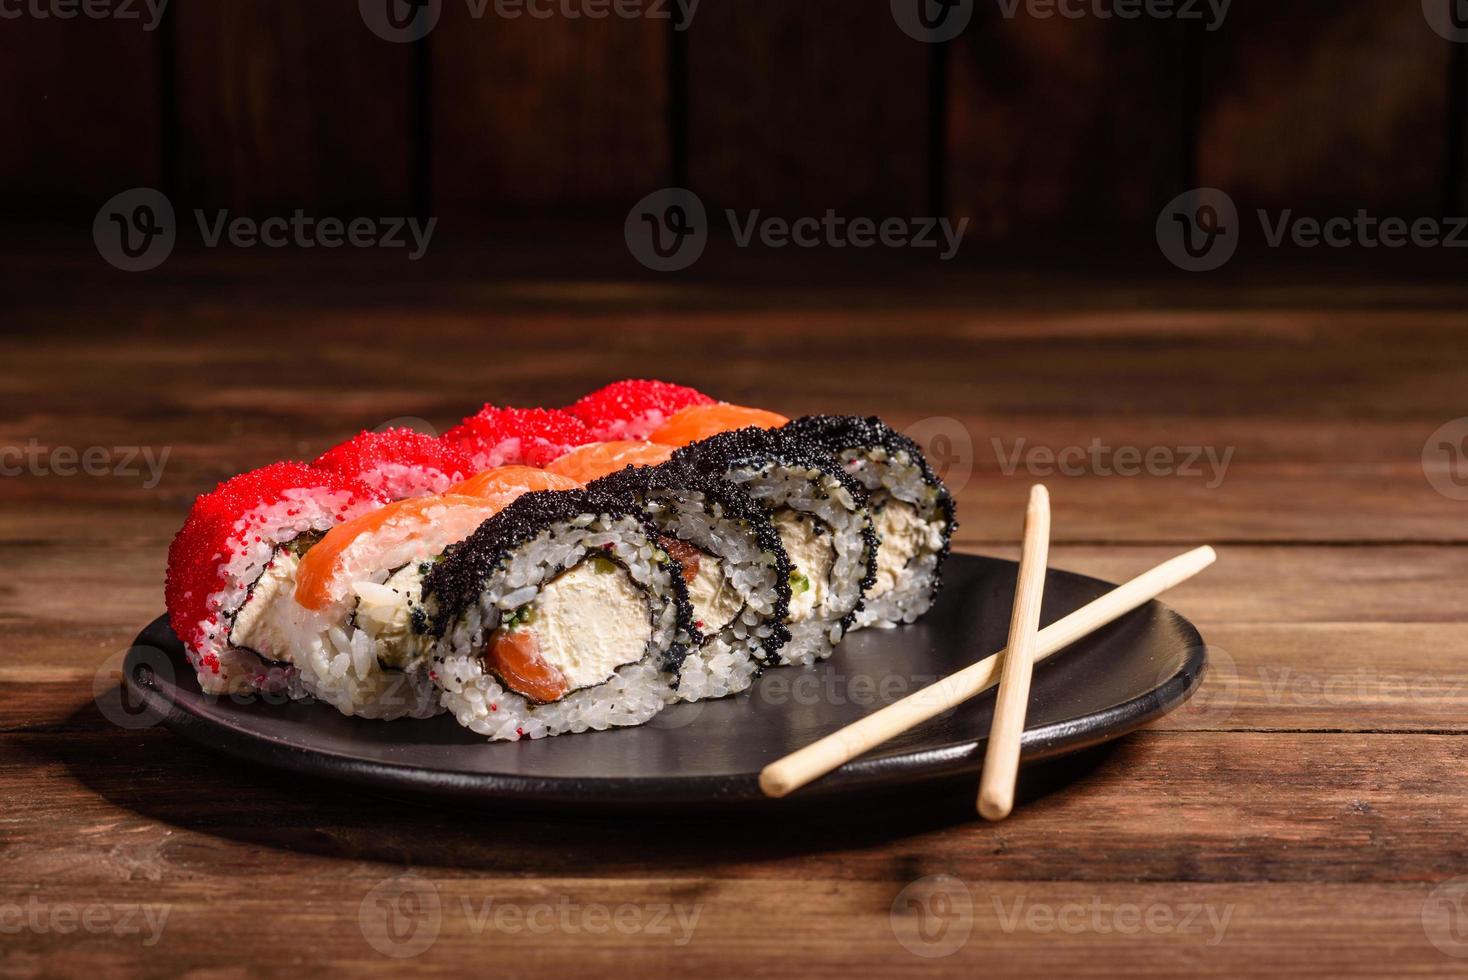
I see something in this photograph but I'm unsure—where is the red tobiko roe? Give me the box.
[566,380,715,439]
[164,461,383,664]
[443,406,593,468]
[313,428,473,482]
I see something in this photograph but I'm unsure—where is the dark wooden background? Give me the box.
[4,0,1465,242]
[5,3,1468,978]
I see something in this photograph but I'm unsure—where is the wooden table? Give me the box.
[4,244,1467,977]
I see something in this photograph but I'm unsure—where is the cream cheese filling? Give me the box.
[229,549,302,664]
[527,558,650,692]
[870,497,928,598]
[685,551,742,635]
[352,563,430,669]
[771,508,834,622]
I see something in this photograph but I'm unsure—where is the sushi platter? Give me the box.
[134,379,1210,806]
[126,552,1205,807]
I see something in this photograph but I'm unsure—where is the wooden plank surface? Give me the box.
[2,257,1467,977]
[0,14,161,216]
[173,1,413,212]
[7,727,1468,884]
[429,6,667,216]
[1198,0,1451,213]
[3,728,1468,975]
[947,15,1192,244]
[686,1,930,215]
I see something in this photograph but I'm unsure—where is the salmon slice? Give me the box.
[294,493,501,611]
[449,466,582,509]
[648,403,790,447]
[657,534,703,586]
[545,441,675,482]
[485,627,569,703]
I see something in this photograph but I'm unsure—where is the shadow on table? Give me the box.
[29,691,1122,874]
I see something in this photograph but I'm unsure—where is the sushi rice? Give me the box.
[674,428,877,666]
[281,495,510,720]
[783,415,957,628]
[165,462,386,696]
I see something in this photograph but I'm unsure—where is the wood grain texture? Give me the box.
[0,15,161,216]
[429,4,667,216]
[2,256,1467,976]
[6,725,1468,883]
[3,728,1468,976]
[686,1,930,215]
[1,299,1464,544]
[173,0,413,212]
[947,14,1193,243]
[1198,0,1451,213]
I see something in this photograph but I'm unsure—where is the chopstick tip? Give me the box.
[1027,484,1050,520]
[758,766,793,799]
[978,789,1012,821]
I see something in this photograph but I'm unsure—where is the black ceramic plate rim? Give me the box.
[124,555,1207,808]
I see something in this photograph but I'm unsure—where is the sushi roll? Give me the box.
[314,428,473,501]
[592,461,792,701]
[421,488,693,740]
[782,416,957,628]
[287,494,510,719]
[674,428,877,666]
[281,470,588,719]
[567,379,715,441]
[444,406,592,470]
[165,462,386,695]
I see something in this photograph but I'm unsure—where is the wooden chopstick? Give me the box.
[978,485,1051,820]
[758,545,1217,798]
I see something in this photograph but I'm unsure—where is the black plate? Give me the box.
[123,553,1206,809]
